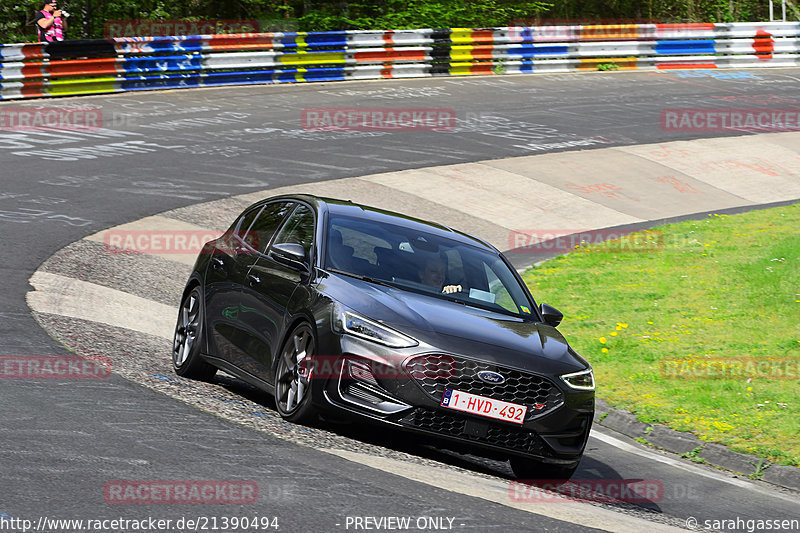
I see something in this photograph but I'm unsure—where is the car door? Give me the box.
[205,201,293,372]
[204,203,263,365]
[241,203,316,382]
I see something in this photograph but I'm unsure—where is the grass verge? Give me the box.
[521,203,800,466]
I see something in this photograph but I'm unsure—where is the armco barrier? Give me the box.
[1,22,799,100]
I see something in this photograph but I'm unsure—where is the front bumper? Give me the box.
[310,335,594,462]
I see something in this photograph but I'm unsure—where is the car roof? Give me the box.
[261,194,496,252]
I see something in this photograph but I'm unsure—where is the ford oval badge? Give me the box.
[477,371,505,384]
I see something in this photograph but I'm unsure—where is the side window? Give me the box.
[232,206,263,249]
[249,202,293,253]
[273,205,315,257]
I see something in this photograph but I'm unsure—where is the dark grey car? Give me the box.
[172,194,595,479]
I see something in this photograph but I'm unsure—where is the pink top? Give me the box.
[39,10,64,42]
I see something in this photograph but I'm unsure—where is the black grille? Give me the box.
[406,354,564,417]
[399,408,552,457]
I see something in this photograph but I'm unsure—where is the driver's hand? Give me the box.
[442,284,462,294]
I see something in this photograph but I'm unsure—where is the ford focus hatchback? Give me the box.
[172,194,595,479]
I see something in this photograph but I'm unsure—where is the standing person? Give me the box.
[36,1,67,42]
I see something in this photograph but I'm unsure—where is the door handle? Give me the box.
[211,257,225,270]
[247,274,261,285]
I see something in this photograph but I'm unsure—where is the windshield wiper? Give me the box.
[326,268,397,289]
[436,293,522,318]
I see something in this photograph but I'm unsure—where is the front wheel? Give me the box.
[172,286,216,381]
[274,323,317,424]
[509,456,579,483]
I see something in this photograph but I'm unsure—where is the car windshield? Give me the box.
[325,214,535,318]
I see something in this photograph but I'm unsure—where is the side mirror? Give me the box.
[271,243,309,271]
[539,303,563,328]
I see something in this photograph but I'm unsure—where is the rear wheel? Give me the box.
[509,457,579,483]
[172,286,216,381]
[274,323,316,424]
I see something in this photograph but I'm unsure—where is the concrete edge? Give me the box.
[593,400,800,492]
[504,197,800,269]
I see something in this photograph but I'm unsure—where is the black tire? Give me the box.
[172,286,216,381]
[510,456,579,483]
[274,323,316,424]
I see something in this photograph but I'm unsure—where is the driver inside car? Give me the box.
[418,255,463,294]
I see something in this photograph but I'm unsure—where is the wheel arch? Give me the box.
[271,312,319,377]
[180,275,203,303]
[180,275,208,355]
[172,277,217,381]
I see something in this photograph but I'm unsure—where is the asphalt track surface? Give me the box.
[2,69,800,531]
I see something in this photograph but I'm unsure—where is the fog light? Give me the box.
[347,359,379,387]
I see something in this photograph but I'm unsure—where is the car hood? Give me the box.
[318,272,589,374]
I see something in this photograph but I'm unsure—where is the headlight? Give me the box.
[332,306,418,348]
[560,368,595,391]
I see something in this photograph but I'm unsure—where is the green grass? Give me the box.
[521,204,800,466]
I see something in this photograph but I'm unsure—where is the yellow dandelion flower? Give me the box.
[599,337,607,344]
[601,348,609,354]
[610,331,618,337]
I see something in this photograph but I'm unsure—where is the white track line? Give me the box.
[27,272,174,340]
[590,428,800,504]
[84,215,222,267]
[323,448,686,532]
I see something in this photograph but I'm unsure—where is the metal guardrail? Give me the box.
[1,22,799,100]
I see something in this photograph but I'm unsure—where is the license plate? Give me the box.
[440,388,527,424]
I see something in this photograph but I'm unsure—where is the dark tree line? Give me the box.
[544,0,775,23]
[0,0,786,43]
